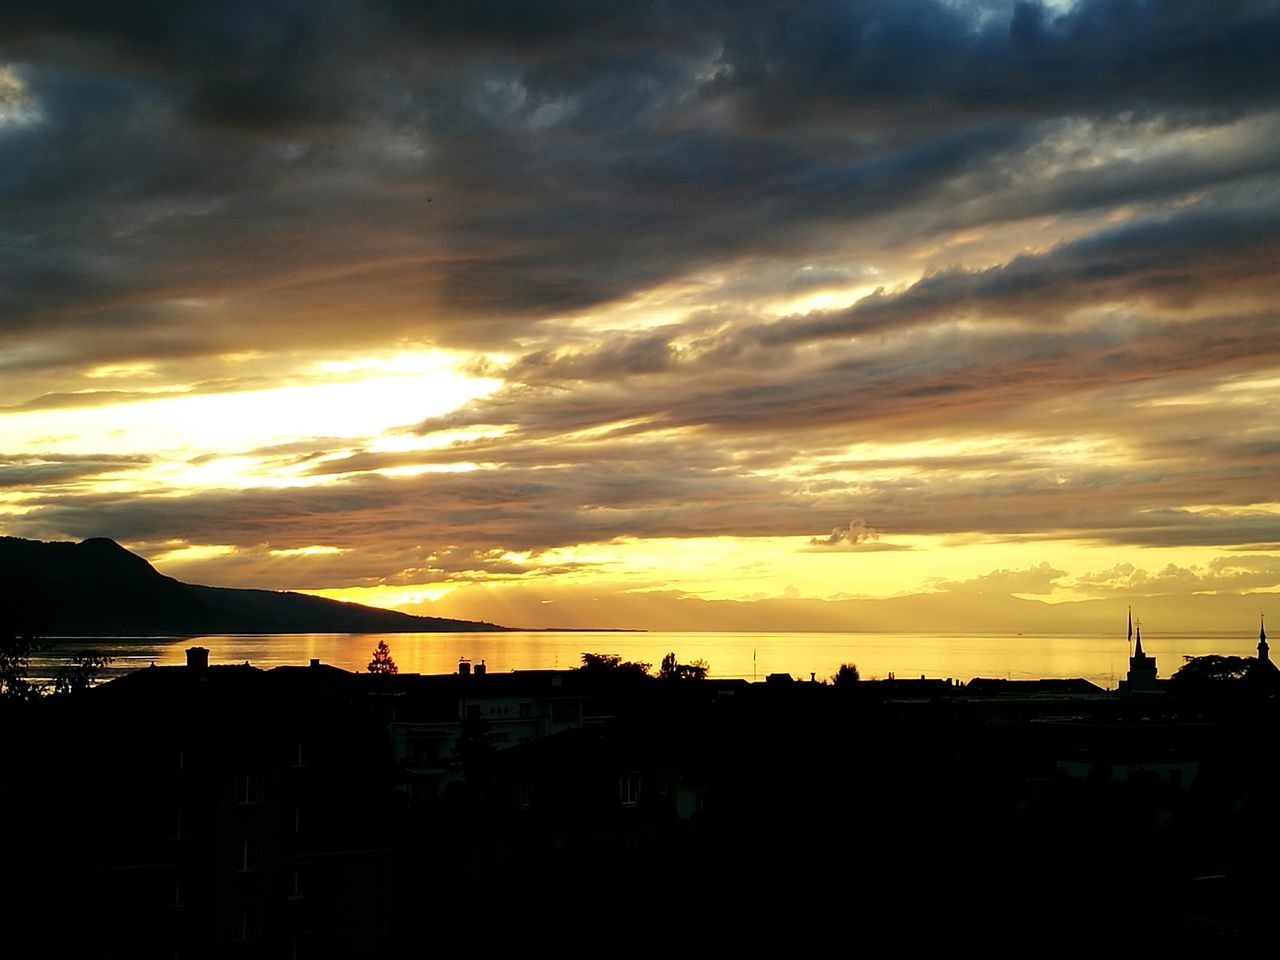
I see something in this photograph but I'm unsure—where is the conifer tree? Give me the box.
[367,638,398,674]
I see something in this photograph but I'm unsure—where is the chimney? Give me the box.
[475,659,487,676]
[458,658,472,676]
[186,646,209,672]
[309,658,321,669]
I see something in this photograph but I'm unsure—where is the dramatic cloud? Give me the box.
[5,2,1280,374]
[3,2,1280,624]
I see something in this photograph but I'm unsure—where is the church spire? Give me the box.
[1261,614,1270,663]
[1121,611,1158,693]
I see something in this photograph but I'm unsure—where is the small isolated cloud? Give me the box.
[806,519,910,552]
[810,518,879,547]
[932,561,1067,595]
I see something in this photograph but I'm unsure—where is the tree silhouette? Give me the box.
[0,632,43,701]
[1171,654,1252,685]
[580,652,652,677]
[832,662,860,686]
[1,577,49,701]
[658,652,709,680]
[367,638,399,674]
[50,651,113,697]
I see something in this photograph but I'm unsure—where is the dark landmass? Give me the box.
[0,536,506,634]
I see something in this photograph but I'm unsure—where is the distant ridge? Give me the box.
[0,536,507,635]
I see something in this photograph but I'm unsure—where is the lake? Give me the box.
[33,630,1263,689]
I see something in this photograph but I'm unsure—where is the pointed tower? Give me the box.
[1120,614,1158,693]
[1246,614,1280,689]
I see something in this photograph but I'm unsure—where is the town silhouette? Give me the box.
[4,593,1278,955]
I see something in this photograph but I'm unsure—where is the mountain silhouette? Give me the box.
[0,536,505,635]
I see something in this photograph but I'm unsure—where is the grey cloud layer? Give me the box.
[4,2,1280,591]
[4,2,1280,373]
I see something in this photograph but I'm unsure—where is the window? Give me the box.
[289,869,304,901]
[235,770,258,805]
[519,702,532,719]
[551,700,579,724]
[293,740,306,768]
[170,876,186,908]
[619,772,641,806]
[409,738,441,765]
[232,905,258,942]
[515,779,532,808]
[236,837,257,873]
[172,808,184,841]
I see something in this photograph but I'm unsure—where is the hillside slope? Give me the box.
[0,537,505,635]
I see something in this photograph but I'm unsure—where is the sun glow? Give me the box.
[311,584,456,607]
[268,545,346,557]
[0,351,502,491]
[150,543,239,564]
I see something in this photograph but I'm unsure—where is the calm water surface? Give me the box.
[36,630,1263,689]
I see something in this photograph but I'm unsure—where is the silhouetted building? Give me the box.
[12,636,1280,954]
[384,668,588,804]
[1119,611,1160,694]
[1247,614,1280,693]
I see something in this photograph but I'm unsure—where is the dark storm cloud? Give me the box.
[418,304,1280,446]
[469,195,1280,393]
[762,202,1280,343]
[714,1,1280,126]
[4,1,1280,370]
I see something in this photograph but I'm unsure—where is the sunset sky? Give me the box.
[3,1,1279,632]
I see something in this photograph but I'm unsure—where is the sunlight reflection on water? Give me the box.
[35,630,1262,689]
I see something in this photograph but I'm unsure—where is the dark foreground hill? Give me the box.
[0,536,506,635]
